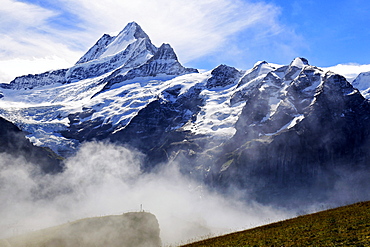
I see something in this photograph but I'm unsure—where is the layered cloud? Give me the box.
[61,0,285,62]
[0,142,291,245]
[324,63,370,82]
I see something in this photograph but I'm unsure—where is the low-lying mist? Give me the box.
[0,141,293,245]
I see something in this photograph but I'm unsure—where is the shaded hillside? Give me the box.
[207,72,370,206]
[0,117,63,173]
[0,212,161,247]
[182,201,370,247]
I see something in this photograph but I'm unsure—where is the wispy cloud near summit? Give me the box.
[1,0,369,83]
[0,0,295,82]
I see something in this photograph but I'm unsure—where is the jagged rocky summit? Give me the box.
[0,22,369,205]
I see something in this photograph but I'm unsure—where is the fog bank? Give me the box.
[0,142,296,245]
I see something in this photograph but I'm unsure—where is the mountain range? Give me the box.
[0,22,369,206]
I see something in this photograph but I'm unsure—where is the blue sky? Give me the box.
[0,0,369,83]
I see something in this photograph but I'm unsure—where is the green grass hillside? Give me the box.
[0,212,161,247]
[182,201,370,247]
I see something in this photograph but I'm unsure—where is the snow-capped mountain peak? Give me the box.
[100,22,150,59]
[290,57,309,68]
[65,22,158,83]
[76,22,151,65]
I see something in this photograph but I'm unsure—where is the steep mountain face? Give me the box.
[0,117,63,173]
[0,22,369,205]
[209,71,370,205]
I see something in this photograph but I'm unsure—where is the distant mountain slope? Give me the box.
[182,201,370,247]
[0,116,63,173]
[352,71,370,99]
[0,212,161,247]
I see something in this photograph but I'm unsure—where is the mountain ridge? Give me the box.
[0,22,369,206]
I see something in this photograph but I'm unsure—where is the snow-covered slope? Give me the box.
[0,22,198,156]
[352,71,370,99]
[0,69,67,90]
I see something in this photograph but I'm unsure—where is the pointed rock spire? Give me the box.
[121,43,197,81]
[124,21,150,40]
[66,22,157,82]
[75,22,152,65]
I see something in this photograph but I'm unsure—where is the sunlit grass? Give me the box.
[182,201,370,247]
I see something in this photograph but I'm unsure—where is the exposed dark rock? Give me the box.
[100,43,198,92]
[0,117,63,173]
[209,71,370,206]
[75,34,115,64]
[0,69,67,90]
[108,85,204,169]
[206,64,241,89]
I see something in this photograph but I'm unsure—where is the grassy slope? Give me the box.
[0,212,161,247]
[182,201,370,247]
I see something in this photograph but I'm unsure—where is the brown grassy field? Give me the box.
[182,201,370,247]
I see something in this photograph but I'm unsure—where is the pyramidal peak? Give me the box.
[76,22,152,65]
[100,22,150,58]
[123,21,150,40]
[66,22,158,82]
[290,57,309,68]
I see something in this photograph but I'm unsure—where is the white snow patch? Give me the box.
[290,57,307,68]
[265,115,304,136]
[183,75,246,138]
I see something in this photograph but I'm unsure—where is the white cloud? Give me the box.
[0,0,291,82]
[0,0,83,83]
[0,57,72,83]
[0,0,55,30]
[62,0,284,63]
[323,63,370,82]
[0,142,291,245]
